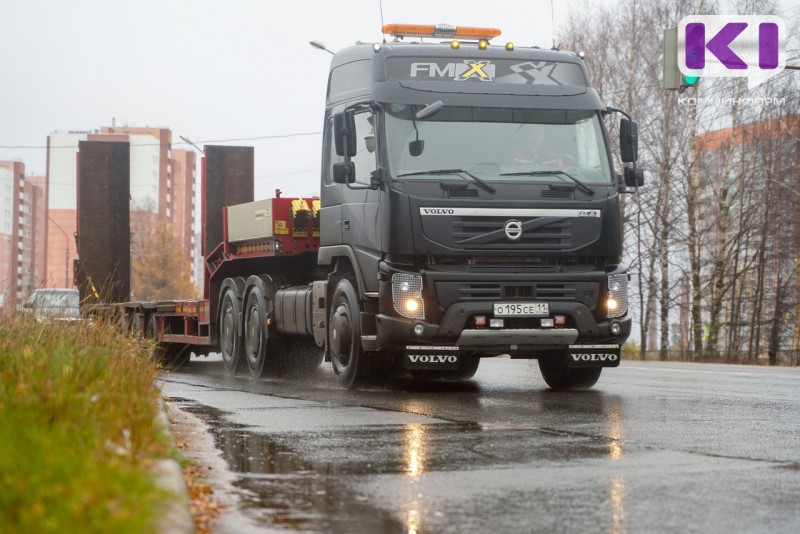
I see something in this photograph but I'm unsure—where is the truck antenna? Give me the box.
[379,0,386,43]
[551,0,556,49]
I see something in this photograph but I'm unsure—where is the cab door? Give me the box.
[320,115,343,246]
[341,109,381,256]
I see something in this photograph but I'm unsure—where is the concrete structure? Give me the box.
[44,126,197,290]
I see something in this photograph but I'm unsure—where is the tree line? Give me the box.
[561,0,800,364]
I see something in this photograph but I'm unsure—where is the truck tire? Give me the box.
[243,283,276,378]
[329,278,376,389]
[219,288,246,375]
[449,356,480,380]
[538,352,602,390]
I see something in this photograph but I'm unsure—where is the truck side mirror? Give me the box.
[333,162,355,184]
[620,118,638,163]
[624,166,644,187]
[334,112,357,158]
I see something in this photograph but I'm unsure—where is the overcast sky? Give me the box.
[3,0,795,201]
[0,0,585,200]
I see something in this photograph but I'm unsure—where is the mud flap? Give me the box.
[403,345,461,370]
[567,344,621,368]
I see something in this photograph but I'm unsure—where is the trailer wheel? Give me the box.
[538,352,602,390]
[243,284,274,378]
[329,278,376,389]
[219,289,246,375]
[146,315,166,364]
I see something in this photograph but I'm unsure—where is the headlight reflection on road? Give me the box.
[607,405,625,460]
[608,475,628,534]
[406,507,421,534]
[606,402,627,534]
[403,424,428,534]
[404,423,427,479]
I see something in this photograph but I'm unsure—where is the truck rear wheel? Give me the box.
[329,279,377,389]
[244,284,274,378]
[538,352,602,390]
[219,288,246,375]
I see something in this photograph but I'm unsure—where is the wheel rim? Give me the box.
[246,304,262,364]
[221,306,235,361]
[330,302,353,369]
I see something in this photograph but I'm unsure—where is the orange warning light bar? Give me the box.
[382,23,501,41]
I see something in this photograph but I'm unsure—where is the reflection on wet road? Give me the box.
[162,358,800,533]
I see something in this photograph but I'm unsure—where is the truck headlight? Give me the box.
[392,273,425,320]
[607,274,628,318]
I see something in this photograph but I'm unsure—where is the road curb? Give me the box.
[152,399,195,534]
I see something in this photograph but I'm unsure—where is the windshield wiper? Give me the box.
[500,169,594,196]
[397,168,496,194]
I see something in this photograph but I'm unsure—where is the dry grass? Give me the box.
[0,316,175,534]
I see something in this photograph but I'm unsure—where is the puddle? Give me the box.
[177,402,404,533]
[169,395,626,533]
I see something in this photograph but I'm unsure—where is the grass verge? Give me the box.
[0,316,174,534]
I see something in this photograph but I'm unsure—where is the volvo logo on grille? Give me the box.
[504,220,523,241]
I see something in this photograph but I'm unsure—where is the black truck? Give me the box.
[81,23,643,391]
[319,23,643,388]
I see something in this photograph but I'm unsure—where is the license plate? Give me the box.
[493,302,549,317]
[404,346,460,370]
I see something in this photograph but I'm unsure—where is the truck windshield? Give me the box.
[384,105,613,185]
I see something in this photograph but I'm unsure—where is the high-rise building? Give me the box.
[0,161,23,311]
[46,132,87,289]
[22,176,47,297]
[694,115,800,359]
[0,161,46,311]
[170,149,197,270]
[44,126,197,291]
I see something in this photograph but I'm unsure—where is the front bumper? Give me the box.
[374,300,631,356]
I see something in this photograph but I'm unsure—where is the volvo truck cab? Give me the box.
[319,24,642,389]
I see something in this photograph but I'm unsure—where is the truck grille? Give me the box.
[455,282,581,300]
[432,280,601,316]
[452,217,573,249]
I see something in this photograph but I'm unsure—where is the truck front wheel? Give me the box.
[329,279,374,389]
[538,352,602,390]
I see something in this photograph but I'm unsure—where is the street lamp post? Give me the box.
[309,40,335,55]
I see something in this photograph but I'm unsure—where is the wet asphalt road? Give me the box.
[161,357,800,533]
